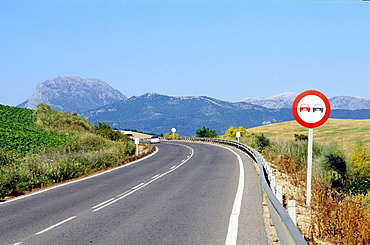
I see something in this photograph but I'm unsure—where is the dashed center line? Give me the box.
[36,216,76,235]
[152,174,161,179]
[91,143,194,213]
[132,183,145,189]
[92,198,115,209]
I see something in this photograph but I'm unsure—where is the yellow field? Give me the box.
[248,119,370,153]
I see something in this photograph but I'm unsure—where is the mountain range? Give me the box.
[242,92,370,110]
[15,76,370,136]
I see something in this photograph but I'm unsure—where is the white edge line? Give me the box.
[36,216,76,235]
[222,146,245,245]
[1,147,159,205]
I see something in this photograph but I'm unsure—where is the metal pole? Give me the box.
[306,128,313,207]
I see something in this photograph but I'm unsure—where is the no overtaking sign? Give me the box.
[292,90,331,128]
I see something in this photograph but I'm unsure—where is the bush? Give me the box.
[255,134,270,151]
[195,127,218,138]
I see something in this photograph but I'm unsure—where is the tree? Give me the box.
[195,127,218,138]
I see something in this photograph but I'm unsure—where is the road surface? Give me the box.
[0,141,267,244]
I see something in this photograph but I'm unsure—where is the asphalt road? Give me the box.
[0,141,267,245]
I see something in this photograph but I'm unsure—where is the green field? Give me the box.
[0,104,67,154]
[248,119,370,153]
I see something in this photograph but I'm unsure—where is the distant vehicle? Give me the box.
[150,135,160,144]
[299,104,310,112]
[313,104,324,113]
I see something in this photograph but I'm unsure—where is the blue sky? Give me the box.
[1,0,369,106]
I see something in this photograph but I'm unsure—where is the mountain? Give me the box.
[242,92,298,109]
[329,96,370,110]
[18,76,126,113]
[242,93,370,110]
[83,93,293,136]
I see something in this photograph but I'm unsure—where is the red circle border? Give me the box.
[292,90,331,128]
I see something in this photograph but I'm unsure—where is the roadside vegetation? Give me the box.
[195,126,218,138]
[0,104,148,199]
[223,124,370,244]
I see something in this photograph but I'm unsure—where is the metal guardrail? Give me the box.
[154,137,307,245]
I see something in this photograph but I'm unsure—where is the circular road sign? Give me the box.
[171,127,177,133]
[292,90,331,128]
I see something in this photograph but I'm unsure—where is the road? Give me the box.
[0,141,267,245]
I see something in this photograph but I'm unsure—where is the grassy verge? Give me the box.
[0,104,146,199]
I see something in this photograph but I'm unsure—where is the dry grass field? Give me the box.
[248,119,370,153]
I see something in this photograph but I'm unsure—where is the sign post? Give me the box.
[292,90,331,207]
[171,127,177,137]
[236,131,241,142]
[134,138,140,156]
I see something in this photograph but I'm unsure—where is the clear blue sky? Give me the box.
[1,0,369,106]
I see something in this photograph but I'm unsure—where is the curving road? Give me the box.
[0,141,267,245]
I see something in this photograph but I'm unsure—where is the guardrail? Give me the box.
[153,137,307,245]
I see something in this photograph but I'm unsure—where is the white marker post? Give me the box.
[236,131,241,142]
[134,138,140,156]
[292,90,330,207]
[171,127,176,137]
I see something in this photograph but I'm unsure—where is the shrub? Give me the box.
[255,134,271,152]
[195,127,218,138]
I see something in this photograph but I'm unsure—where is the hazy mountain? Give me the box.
[18,76,126,113]
[242,92,298,109]
[329,96,370,110]
[83,92,293,136]
[242,93,370,110]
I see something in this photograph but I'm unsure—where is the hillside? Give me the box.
[0,104,140,198]
[18,76,126,113]
[0,104,67,154]
[247,118,370,153]
[83,93,294,136]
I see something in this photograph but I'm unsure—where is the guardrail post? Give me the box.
[270,176,276,193]
[287,200,297,225]
[276,185,283,204]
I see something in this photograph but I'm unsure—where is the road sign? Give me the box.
[292,90,331,207]
[292,90,331,128]
[171,128,176,133]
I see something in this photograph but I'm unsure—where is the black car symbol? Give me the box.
[313,104,324,113]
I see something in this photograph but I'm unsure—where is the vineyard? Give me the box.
[0,104,138,198]
[0,105,67,154]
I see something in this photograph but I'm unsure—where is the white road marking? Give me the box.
[152,174,161,179]
[223,146,245,245]
[36,216,76,235]
[171,165,177,169]
[92,143,194,212]
[132,183,145,189]
[92,198,115,209]
[117,190,130,198]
